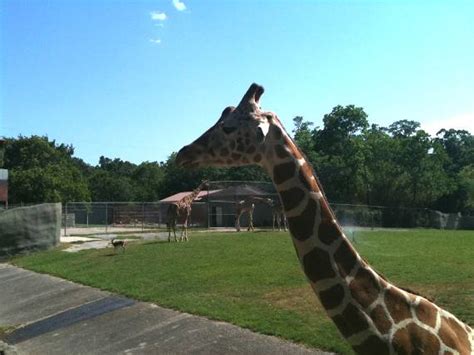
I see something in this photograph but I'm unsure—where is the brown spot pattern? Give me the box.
[370,305,392,335]
[231,153,241,160]
[392,323,441,354]
[319,284,345,310]
[350,267,380,308]
[301,163,320,191]
[414,298,437,328]
[254,154,262,163]
[302,247,335,283]
[439,316,471,354]
[280,187,304,211]
[220,148,229,156]
[275,144,290,159]
[318,219,340,245]
[331,303,370,337]
[352,335,390,355]
[287,198,317,241]
[298,168,312,190]
[237,143,245,152]
[271,125,282,140]
[273,161,296,184]
[385,287,412,324]
[333,240,358,277]
[246,145,256,154]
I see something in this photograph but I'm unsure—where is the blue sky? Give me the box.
[1,0,473,165]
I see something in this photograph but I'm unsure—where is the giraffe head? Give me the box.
[176,83,282,169]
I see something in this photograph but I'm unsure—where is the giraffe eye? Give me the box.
[223,126,237,135]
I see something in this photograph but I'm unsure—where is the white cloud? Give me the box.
[421,112,474,136]
[149,38,162,44]
[150,11,167,21]
[172,0,186,11]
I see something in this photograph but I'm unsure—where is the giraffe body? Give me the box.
[268,199,288,231]
[175,84,474,354]
[235,199,255,232]
[235,196,273,232]
[167,181,207,242]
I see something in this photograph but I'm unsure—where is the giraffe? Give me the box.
[235,196,271,232]
[269,199,288,232]
[250,196,288,231]
[175,84,474,354]
[235,199,256,232]
[167,180,208,242]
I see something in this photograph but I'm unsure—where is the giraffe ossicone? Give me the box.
[175,84,474,354]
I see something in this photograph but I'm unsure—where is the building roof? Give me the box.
[160,190,221,203]
[160,184,274,204]
[209,185,269,199]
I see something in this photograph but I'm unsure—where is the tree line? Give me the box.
[1,105,473,214]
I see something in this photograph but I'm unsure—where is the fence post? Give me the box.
[158,203,162,228]
[207,189,210,229]
[64,202,68,236]
[105,203,108,233]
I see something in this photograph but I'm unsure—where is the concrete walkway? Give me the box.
[0,264,331,354]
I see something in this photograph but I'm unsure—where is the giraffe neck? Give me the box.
[260,123,472,353]
[181,184,204,206]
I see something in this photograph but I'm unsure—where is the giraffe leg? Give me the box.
[184,222,189,241]
[282,214,288,231]
[272,213,276,231]
[181,218,188,242]
[236,213,241,232]
[249,211,254,231]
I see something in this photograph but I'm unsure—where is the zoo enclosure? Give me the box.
[61,180,474,235]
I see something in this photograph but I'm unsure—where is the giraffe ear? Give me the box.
[256,121,270,143]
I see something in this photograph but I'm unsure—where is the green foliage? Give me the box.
[5,136,90,203]
[3,106,473,213]
[291,107,472,213]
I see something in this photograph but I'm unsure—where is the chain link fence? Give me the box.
[60,181,474,235]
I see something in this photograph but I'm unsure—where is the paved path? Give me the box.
[0,264,331,355]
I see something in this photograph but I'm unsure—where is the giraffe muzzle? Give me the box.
[176,145,199,169]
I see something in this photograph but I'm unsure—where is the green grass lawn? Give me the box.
[11,229,474,354]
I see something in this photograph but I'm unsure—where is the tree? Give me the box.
[4,136,91,204]
[435,129,474,173]
[88,170,135,202]
[387,120,420,138]
[312,105,370,203]
[387,124,451,207]
[132,162,165,201]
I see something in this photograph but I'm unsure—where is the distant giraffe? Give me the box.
[167,180,208,242]
[253,197,288,231]
[235,199,256,232]
[235,196,271,232]
[268,199,288,232]
[175,84,473,354]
